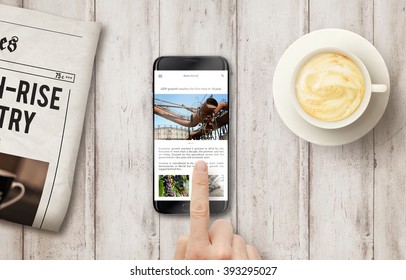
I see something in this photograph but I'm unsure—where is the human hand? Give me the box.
[174,160,261,260]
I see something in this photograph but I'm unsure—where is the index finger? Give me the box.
[189,160,210,248]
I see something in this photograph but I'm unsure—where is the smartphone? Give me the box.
[153,56,229,214]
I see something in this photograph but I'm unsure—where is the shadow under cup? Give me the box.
[0,170,24,207]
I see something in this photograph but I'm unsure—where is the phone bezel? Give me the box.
[153,56,229,214]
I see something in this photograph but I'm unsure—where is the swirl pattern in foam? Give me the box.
[295,52,364,122]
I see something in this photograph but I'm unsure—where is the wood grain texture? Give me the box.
[0,0,23,261]
[0,0,21,6]
[1,0,406,260]
[0,220,22,259]
[21,0,96,260]
[374,0,406,260]
[95,0,160,259]
[309,0,374,259]
[158,0,237,260]
[237,0,309,260]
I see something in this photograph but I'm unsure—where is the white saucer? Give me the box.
[273,28,390,146]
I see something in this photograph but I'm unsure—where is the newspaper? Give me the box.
[0,5,100,231]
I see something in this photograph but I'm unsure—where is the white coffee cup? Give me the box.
[290,47,387,129]
[0,169,25,210]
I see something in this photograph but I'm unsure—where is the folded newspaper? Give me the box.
[0,5,100,231]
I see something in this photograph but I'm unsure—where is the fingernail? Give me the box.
[195,161,208,172]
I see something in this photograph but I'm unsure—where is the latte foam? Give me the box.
[295,52,364,122]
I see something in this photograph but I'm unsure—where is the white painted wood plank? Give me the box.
[21,0,96,259]
[309,0,374,259]
[374,0,406,260]
[0,221,22,259]
[95,0,160,259]
[237,0,309,259]
[1,0,402,261]
[0,0,20,6]
[0,0,23,260]
[158,0,237,260]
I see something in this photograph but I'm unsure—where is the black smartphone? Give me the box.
[153,56,229,214]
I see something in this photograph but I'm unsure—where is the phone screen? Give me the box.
[153,70,228,203]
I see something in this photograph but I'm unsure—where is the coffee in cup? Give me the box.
[296,52,364,121]
[0,169,25,210]
[291,47,387,129]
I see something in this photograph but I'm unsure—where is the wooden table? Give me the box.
[0,0,405,260]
